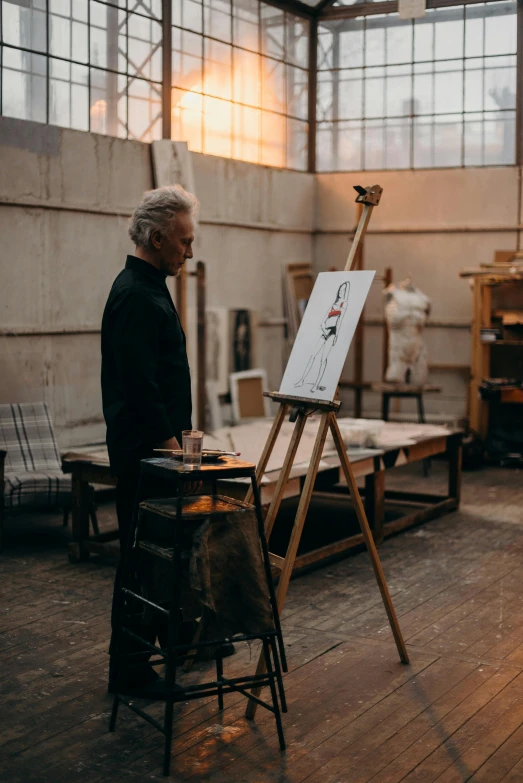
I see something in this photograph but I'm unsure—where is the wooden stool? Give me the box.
[372,383,442,476]
[109,456,287,777]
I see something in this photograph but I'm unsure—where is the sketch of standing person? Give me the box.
[294,281,349,393]
[233,310,251,371]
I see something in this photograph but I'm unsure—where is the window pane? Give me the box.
[413,116,433,167]
[317,24,334,71]
[128,14,162,83]
[365,17,385,67]
[413,69,433,115]
[136,0,162,19]
[364,71,385,118]
[286,15,308,68]
[337,120,362,170]
[386,72,412,117]
[204,0,232,44]
[316,123,333,171]
[287,117,307,170]
[172,86,203,151]
[261,110,285,166]
[433,114,462,166]
[90,67,127,137]
[287,65,308,120]
[204,39,232,100]
[484,1,517,56]
[174,0,203,34]
[233,48,259,107]
[204,96,232,157]
[434,64,463,113]
[90,2,125,72]
[464,112,483,165]
[386,19,412,66]
[484,111,515,165]
[385,117,411,167]
[433,7,464,60]
[338,70,363,121]
[173,29,203,93]
[49,1,89,62]
[464,62,483,112]
[484,57,516,112]
[261,5,284,60]
[128,77,162,142]
[2,49,47,122]
[2,0,47,52]
[340,19,364,69]
[465,5,484,58]
[364,119,385,169]
[50,58,88,131]
[261,57,284,113]
[317,71,333,122]
[233,0,259,52]
[414,18,433,62]
[233,103,260,163]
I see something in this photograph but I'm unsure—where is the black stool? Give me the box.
[109,456,287,777]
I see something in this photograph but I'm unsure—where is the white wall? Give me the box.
[0,118,314,447]
[314,168,521,421]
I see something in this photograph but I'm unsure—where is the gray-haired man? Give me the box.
[102,185,197,696]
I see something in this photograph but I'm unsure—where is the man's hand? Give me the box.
[158,436,181,451]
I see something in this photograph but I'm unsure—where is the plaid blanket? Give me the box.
[0,403,71,509]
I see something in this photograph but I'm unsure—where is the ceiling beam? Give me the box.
[318,0,506,21]
[261,0,316,19]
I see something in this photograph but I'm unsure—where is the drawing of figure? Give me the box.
[294,281,349,393]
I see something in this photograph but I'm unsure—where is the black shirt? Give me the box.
[101,255,192,475]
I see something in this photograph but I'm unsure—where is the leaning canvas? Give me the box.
[279,271,375,403]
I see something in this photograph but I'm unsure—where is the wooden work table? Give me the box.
[63,421,462,566]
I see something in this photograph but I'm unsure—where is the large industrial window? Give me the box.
[0,0,163,141]
[317,1,517,171]
[172,0,309,169]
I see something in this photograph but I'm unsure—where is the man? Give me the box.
[101,184,197,696]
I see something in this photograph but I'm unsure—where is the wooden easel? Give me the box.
[245,185,409,719]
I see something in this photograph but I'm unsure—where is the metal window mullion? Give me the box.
[516,0,523,166]
[88,0,91,132]
[308,16,317,172]
[481,7,485,165]
[410,18,414,169]
[161,0,171,139]
[46,0,50,124]
[0,0,3,116]
[461,5,465,166]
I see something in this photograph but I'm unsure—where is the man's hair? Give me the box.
[128,185,199,248]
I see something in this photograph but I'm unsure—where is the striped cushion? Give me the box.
[4,471,72,510]
[0,403,61,473]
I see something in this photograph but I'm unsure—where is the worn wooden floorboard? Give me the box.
[2,463,523,782]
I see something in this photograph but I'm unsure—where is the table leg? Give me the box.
[365,470,385,544]
[68,472,91,562]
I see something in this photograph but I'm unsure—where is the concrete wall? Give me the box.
[0,117,314,447]
[314,168,521,421]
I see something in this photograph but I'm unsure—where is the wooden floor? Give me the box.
[2,462,523,782]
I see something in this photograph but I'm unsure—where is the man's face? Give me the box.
[155,212,195,277]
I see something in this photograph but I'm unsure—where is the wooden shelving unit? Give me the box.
[464,271,523,441]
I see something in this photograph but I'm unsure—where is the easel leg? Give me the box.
[330,414,409,664]
[245,403,288,505]
[246,412,332,720]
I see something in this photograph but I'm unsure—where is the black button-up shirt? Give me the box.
[101,255,192,475]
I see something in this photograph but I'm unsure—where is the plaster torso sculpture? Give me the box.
[383,279,431,385]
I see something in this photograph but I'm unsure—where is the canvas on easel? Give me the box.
[280,271,375,402]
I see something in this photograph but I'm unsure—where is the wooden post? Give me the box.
[195,261,206,431]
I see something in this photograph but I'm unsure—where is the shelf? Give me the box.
[486,340,523,346]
